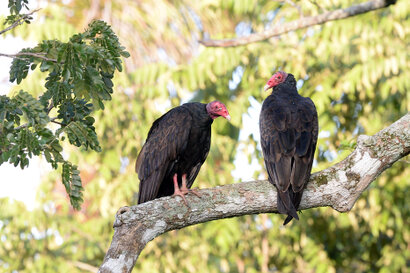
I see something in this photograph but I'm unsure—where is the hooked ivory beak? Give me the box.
[264,84,271,91]
[224,114,231,121]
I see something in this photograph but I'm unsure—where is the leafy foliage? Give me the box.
[1,8,128,210]
[3,0,32,31]
[11,20,129,109]
[62,120,100,151]
[8,0,29,15]
[0,91,48,168]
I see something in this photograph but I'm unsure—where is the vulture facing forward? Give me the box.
[260,71,318,225]
[136,101,230,204]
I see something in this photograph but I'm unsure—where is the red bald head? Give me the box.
[264,71,288,91]
[206,101,231,121]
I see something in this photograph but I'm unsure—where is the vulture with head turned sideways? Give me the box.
[260,71,318,225]
[136,101,230,205]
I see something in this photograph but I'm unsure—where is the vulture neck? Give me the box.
[272,80,298,96]
[183,102,214,124]
[205,103,219,120]
[273,85,297,95]
[208,113,219,120]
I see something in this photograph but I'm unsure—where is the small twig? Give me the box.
[0,52,59,63]
[0,9,41,36]
[51,120,63,126]
[68,261,98,273]
[47,101,55,114]
[14,122,30,130]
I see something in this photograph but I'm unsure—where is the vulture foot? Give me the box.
[181,187,201,197]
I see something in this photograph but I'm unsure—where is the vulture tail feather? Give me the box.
[277,190,299,225]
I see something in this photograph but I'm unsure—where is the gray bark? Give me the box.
[99,113,409,273]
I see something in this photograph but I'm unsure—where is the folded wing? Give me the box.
[135,108,193,203]
[260,97,318,221]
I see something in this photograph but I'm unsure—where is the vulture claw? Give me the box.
[172,190,189,206]
[181,188,202,198]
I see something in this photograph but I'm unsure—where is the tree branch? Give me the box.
[99,113,409,273]
[199,0,397,47]
[0,9,41,36]
[0,52,59,63]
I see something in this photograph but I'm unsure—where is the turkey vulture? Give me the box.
[260,71,318,225]
[136,101,230,204]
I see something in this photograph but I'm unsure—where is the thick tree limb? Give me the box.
[99,113,409,273]
[199,0,397,47]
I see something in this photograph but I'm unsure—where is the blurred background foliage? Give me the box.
[0,0,409,272]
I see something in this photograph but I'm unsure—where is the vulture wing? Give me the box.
[136,107,193,203]
[260,95,318,224]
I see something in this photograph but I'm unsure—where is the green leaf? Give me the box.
[61,161,84,210]
[12,90,49,126]
[8,0,29,15]
[64,120,101,151]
